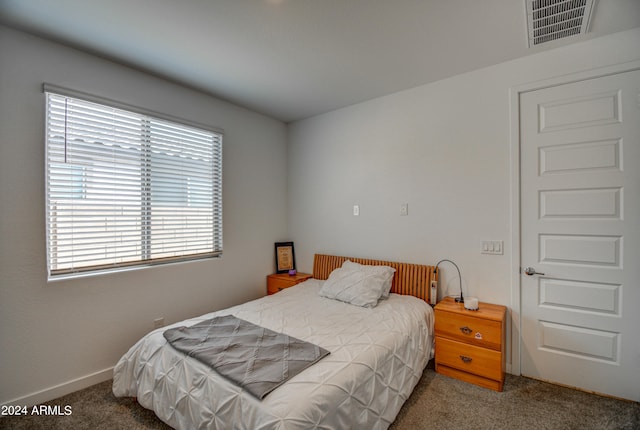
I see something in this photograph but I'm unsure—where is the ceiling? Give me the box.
[1,1,639,123]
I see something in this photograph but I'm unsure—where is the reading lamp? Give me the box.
[435,259,464,303]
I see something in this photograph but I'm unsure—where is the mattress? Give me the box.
[112,279,434,429]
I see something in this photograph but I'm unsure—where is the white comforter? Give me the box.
[113,279,434,429]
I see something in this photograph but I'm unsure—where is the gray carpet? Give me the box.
[1,369,638,429]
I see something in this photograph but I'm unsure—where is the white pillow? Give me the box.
[342,260,395,298]
[318,260,396,307]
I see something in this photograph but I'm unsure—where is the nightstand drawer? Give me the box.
[436,337,502,381]
[267,273,312,295]
[435,310,502,351]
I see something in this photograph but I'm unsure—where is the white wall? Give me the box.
[0,26,288,405]
[288,28,640,369]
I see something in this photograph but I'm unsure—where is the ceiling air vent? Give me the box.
[526,0,595,47]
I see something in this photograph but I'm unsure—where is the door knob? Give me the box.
[523,266,545,276]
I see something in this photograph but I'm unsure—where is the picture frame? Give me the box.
[274,242,296,273]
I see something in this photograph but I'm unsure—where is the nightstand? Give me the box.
[267,273,312,295]
[434,296,507,391]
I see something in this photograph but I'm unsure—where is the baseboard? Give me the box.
[2,367,114,407]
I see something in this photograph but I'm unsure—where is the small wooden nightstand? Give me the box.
[267,273,312,295]
[434,296,507,391]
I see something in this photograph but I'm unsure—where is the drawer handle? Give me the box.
[460,355,473,363]
[459,326,473,335]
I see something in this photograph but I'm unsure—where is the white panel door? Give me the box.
[520,70,640,401]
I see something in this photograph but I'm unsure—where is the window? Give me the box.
[45,86,222,277]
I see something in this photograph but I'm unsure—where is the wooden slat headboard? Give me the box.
[312,254,436,303]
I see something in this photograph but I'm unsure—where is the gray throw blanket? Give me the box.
[163,315,330,399]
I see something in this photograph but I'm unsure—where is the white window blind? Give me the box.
[45,88,222,277]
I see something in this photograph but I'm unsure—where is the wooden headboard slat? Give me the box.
[312,254,436,303]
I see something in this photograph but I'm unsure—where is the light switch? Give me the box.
[353,205,360,216]
[481,240,503,255]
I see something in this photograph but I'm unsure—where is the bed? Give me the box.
[112,254,436,429]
